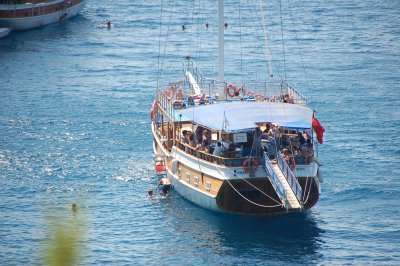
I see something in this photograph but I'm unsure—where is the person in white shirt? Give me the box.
[212,142,224,156]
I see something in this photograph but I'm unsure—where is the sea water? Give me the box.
[0,0,399,265]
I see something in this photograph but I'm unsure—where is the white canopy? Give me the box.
[176,101,313,131]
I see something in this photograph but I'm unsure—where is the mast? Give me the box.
[218,0,225,98]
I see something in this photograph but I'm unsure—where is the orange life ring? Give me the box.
[163,90,170,98]
[243,158,259,173]
[227,84,237,97]
[236,86,244,96]
[169,85,175,99]
[150,100,156,120]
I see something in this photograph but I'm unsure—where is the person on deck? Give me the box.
[298,132,307,147]
[181,130,189,144]
[212,142,224,156]
[195,126,204,143]
[189,133,196,148]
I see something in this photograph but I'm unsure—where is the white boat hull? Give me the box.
[0,27,10,38]
[0,1,86,31]
[167,168,220,212]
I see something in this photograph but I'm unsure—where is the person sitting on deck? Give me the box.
[283,94,295,104]
[196,137,205,151]
[212,142,224,156]
[158,177,171,196]
[181,130,189,144]
[195,126,204,143]
[298,132,307,147]
[189,133,196,148]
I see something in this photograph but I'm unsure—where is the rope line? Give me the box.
[213,160,283,207]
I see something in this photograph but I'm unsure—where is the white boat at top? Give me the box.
[0,26,10,37]
[151,0,326,215]
[0,0,87,31]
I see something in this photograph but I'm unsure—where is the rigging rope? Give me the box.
[212,146,283,206]
[156,0,164,91]
[279,0,287,81]
[286,0,314,107]
[258,0,274,78]
[213,162,283,208]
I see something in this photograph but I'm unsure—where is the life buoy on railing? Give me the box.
[150,99,156,121]
[227,84,237,97]
[169,85,175,99]
[163,90,170,98]
[236,86,244,96]
[243,158,259,173]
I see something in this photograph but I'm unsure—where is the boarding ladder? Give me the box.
[263,152,303,210]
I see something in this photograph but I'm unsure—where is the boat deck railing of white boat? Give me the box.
[180,59,308,106]
[175,140,261,168]
[158,80,308,111]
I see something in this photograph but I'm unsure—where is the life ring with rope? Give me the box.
[243,158,259,173]
[169,85,175,99]
[150,99,156,121]
[236,86,244,96]
[227,84,237,97]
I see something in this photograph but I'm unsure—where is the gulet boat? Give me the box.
[0,0,87,31]
[151,0,325,215]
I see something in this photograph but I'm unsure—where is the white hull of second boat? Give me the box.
[0,0,86,31]
[0,27,10,38]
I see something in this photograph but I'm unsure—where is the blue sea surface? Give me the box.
[1,0,399,265]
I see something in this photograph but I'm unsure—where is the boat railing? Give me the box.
[241,81,307,105]
[175,140,261,168]
[183,60,209,91]
[262,152,287,204]
[286,82,308,106]
[157,88,175,120]
[277,152,303,203]
[182,59,308,106]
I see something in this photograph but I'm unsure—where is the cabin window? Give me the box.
[185,173,190,183]
[193,176,199,186]
[206,181,211,192]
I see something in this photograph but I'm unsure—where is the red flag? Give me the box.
[312,116,325,144]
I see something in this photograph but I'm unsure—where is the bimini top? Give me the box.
[176,101,313,131]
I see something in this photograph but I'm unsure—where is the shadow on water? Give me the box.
[161,193,324,264]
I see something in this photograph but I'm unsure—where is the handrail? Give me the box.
[175,140,260,168]
[277,152,303,204]
[262,152,286,204]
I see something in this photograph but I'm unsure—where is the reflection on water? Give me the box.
[161,194,324,264]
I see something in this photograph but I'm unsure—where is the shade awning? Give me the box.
[176,101,313,131]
